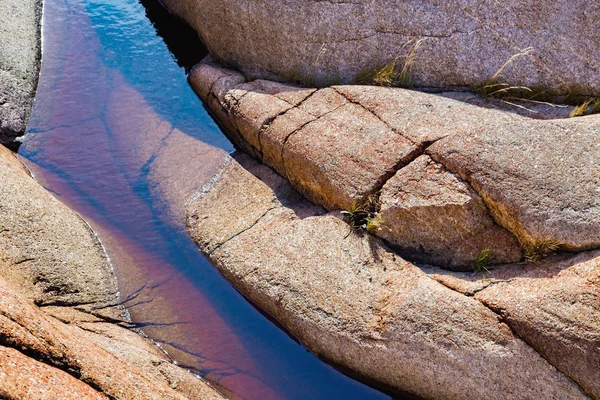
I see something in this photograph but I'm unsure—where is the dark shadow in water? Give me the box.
[139,0,207,73]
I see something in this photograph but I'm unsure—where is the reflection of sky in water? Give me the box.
[85,0,231,150]
[19,0,392,398]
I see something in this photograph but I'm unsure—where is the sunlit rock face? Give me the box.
[164,0,600,96]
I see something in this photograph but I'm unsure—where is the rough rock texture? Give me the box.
[377,155,521,269]
[427,115,600,252]
[0,145,120,319]
[0,345,107,400]
[0,146,224,399]
[187,153,593,400]
[428,250,600,398]
[0,0,42,148]
[164,0,600,96]
[0,275,222,400]
[189,60,600,268]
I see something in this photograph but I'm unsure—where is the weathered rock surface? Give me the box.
[427,114,600,252]
[0,0,42,148]
[377,155,521,269]
[0,345,107,400]
[164,0,600,96]
[187,153,593,400]
[0,146,224,399]
[0,145,120,319]
[428,250,600,398]
[189,60,600,268]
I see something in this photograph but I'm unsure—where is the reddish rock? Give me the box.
[0,346,107,400]
[187,154,588,400]
[377,155,522,269]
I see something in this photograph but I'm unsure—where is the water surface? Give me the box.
[19,0,391,398]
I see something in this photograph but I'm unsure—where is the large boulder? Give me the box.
[189,60,600,269]
[164,0,600,96]
[187,153,594,400]
[0,0,42,148]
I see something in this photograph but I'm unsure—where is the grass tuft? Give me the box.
[355,39,424,88]
[570,97,600,118]
[524,239,560,263]
[341,193,381,232]
[474,249,492,273]
[472,47,541,104]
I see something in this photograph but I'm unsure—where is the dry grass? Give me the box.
[473,248,492,273]
[570,97,600,117]
[524,239,560,263]
[355,39,425,88]
[473,47,541,103]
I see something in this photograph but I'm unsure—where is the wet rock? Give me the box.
[187,154,588,400]
[427,114,600,252]
[377,155,522,269]
[162,0,600,96]
[0,0,42,148]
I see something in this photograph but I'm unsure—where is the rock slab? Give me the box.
[190,60,600,269]
[0,0,42,148]
[187,154,591,400]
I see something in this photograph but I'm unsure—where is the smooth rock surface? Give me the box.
[427,114,600,252]
[0,0,42,147]
[163,0,600,96]
[187,154,589,400]
[377,155,522,269]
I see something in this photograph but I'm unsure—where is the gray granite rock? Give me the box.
[164,0,600,97]
[0,0,42,148]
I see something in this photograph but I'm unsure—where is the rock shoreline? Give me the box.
[0,0,225,397]
[185,57,600,398]
[0,144,225,400]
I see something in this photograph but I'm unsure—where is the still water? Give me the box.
[19,0,391,398]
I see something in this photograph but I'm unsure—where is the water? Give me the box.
[18,0,391,398]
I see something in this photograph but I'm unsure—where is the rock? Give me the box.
[427,114,600,252]
[0,147,224,398]
[0,145,120,319]
[190,59,600,267]
[0,0,42,148]
[0,345,107,400]
[187,154,589,400]
[376,155,522,269]
[427,250,600,398]
[190,61,420,211]
[162,0,600,96]
[0,275,222,400]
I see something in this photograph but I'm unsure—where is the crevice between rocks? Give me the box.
[428,274,592,399]
[208,205,281,256]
